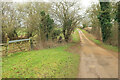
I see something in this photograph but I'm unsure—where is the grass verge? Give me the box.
[71,29,80,43]
[2,44,80,78]
[80,28,118,52]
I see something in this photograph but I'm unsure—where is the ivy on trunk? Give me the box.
[98,1,112,42]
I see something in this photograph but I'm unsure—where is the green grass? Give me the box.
[90,37,118,52]
[80,28,118,52]
[2,44,80,78]
[72,29,80,42]
[80,28,87,34]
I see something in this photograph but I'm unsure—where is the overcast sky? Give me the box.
[11,0,99,13]
[11,0,99,7]
[11,0,99,26]
[80,0,98,9]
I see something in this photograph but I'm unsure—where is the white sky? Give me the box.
[79,0,99,14]
[80,0,98,9]
[11,0,99,14]
[11,0,99,22]
[2,0,119,2]
[11,0,99,10]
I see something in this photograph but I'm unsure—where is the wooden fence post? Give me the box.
[29,38,33,50]
[5,37,9,55]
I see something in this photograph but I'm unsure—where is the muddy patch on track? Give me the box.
[66,42,81,54]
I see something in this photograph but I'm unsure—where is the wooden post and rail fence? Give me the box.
[0,38,36,56]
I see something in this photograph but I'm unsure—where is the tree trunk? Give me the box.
[99,2,112,42]
[65,35,69,42]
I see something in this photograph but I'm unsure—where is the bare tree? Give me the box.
[19,2,52,38]
[86,3,102,40]
[51,1,82,42]
[1,2,19,41]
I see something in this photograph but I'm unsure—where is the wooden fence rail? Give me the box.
[1,38,34,56]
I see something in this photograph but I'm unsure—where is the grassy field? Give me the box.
[80,29,118,52]
[2,31,80,78]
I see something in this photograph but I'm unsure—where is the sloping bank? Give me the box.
[80,28,118,53]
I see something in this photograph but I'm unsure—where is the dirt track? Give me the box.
[77,30,118,78]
